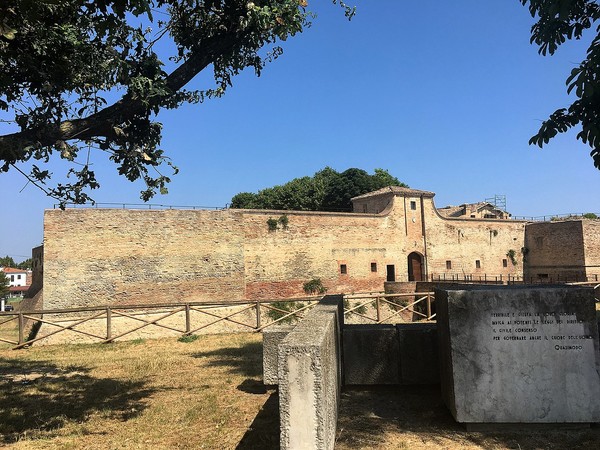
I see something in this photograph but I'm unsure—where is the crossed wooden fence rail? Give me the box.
[2,284,597,350]
[0,292,435,350]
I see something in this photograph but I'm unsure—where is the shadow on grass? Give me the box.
[236,391,279,450]
[0,357,154,444]
[336,385,600,449]
[191,341,263,378]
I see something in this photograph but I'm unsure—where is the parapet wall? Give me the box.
[278,295,343,450]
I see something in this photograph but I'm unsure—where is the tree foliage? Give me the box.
[230,167,407,211]
[0,256,31,269]
[0,0,354,206]
[520,0,600,169]
[0,256,16,268]
[0,271,9,297]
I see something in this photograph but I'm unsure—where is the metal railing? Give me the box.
[512,213,599,222]
[428,273,522,284]
[54,202,226,210]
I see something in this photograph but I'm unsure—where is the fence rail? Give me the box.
[0,293,435,350]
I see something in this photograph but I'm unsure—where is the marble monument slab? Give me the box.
[436,285,600,424]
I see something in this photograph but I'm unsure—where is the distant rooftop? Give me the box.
[351,186,435,201]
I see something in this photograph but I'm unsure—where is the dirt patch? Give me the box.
[336,386,600,449]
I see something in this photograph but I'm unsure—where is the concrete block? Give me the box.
[262,325,295,385]
[278,295,343,450]
[437,285,600,424]
[343,324,400,385]
[397,323,439,385]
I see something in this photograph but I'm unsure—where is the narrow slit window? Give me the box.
[503,259,508,268]
[340,264,347,275]
[446,260,452,270]
[371,262,377,272]
[475,260,481,269]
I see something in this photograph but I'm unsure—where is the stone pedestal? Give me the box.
[436,285,600,424]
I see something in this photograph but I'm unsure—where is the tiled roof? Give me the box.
[437,205,464,218]
[9,285,29,293]
[351,186,435,201]
[2,267,28,274]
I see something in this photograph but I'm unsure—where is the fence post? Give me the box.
[106,307,112,340]
[426,294,432,320]
[376,297,381,323]
[185,304,191,334]
[255,301,262,329]
[18,313,24,345]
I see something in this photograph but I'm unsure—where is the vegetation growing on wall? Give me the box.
[231,167,407,212]
[302,278,326,295]
[507,249,518,266]
[266,215,289,231]
[266,218,278,232]
[521,247,529,263]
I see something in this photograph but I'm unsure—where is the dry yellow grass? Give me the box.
[0,333,277,449]
[2,331,599,449]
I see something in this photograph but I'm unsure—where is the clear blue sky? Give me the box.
[1,1,599,263]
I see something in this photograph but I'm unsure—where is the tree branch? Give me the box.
[0,32,239,166]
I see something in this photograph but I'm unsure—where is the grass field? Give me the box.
[0,333,277,449]
[1,332,599,449]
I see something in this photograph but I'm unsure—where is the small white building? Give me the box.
[1,267,32,301]
[2,267,30,287]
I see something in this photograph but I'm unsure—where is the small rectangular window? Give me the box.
[340,264,347,275]
[410,201,417,210]
[503,259,508,268]
[446,260,452,270]
[475,260,481,269]
[371,262,377,272]
[538,273,549,279]
[10,275,14,282]
[17,274,21,279]
[386,265,395,282]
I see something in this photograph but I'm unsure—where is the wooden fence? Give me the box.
[0,292,434,350]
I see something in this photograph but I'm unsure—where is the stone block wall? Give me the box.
[278,296,343,450]
[583,220,600,280]
[524,220,586,281]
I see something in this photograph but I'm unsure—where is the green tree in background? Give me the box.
[230,167,407,211]
[0,271,9,298]
[0,256,31,269]
[0,256,16,268]
[0,1,354,206]
[520,1,600,169]
[17,258,33,270]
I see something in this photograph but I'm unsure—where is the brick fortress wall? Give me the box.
[42,191,530,309]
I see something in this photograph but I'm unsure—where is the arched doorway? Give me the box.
[408,252,424,282]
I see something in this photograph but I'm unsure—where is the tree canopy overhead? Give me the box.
[0,0,354,205]
[520,0,600,169]
[230,167,407,211]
